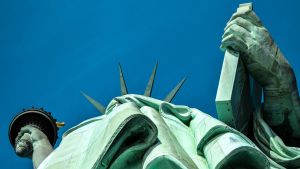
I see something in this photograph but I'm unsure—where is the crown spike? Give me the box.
[118,63,128,95]
[164,77,187,102]
[81,92,106,114]
[144,62,158,97]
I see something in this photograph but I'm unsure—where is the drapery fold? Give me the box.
[39,94,288,169]
[254,107,300,168]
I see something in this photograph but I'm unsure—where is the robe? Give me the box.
[38,94,282,169]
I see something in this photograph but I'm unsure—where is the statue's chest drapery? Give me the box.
[38,94,270,169]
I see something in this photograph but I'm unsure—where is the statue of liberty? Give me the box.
[9,3,300,169]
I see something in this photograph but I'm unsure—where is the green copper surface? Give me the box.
[12,2,300,169]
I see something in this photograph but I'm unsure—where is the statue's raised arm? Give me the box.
[15,125,53,169]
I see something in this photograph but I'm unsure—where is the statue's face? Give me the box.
[15,133,33,157]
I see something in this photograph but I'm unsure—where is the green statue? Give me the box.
[11,3,300,169]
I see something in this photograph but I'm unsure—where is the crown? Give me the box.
[82,62,187,114]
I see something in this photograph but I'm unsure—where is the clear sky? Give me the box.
[1,0,300,168]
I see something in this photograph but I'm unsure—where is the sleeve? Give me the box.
[190,108,276,169]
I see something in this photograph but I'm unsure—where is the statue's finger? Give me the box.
[227,10,262,28]
[222,24,251,42]
[220,34,248,52]
[20,125,32,131]
[225,17,254,32]
[16,132,28,142]
[15,132,24,142]
[19,126,32,135]
[15,131,31,144]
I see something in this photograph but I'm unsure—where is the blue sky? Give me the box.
[1,0,300,168]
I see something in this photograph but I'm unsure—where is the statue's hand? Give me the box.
[15,125,48,158]
[220,9,293,90]
[221,8,300,141]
